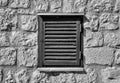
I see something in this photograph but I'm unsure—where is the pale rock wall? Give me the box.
[0,0,119,83]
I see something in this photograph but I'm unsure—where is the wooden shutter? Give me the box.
[39,20,81,67]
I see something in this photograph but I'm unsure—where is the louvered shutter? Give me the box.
[40,20,81,67]
[38,15,82,67]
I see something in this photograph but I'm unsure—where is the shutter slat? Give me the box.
[45,42,76,45]
[45,49,76,52]
[45,53,76,56]
[45,31,76,34]
[45,35,76,38]
[45,28,76,31]
[44,21,77,24]
[44,60,78,65]
[44,56,76,60]
[45,39,76,42]
[45,46,76,49]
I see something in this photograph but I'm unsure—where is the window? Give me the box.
[38,13,83,68]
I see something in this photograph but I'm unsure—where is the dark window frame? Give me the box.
[38,13,84,68]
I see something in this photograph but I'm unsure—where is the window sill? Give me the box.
[38,67,84,72]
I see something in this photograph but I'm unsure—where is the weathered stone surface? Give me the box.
[49,0,62,12]
[99,13,119,30]
[19,15,38,31]
[30,69,46,83]
[115,49,120,65]
[15,69,29,83]
[84,47,115,65]
[0,32,10,47]
[101,67,120,83]
[10,31,37,46]
[9,0,30,8]
[9,0,17,8]
[5,70,16,83]
[114,0,120,13]
[0,0,8,7]
[17,47,38,67]
[18,0,30,8]
[84,30,103,48]
[0,69,3,82]
[0,47,16,65]
[84,13,99,31]
[34,0,49,13]
[87,0,114,13]
[63,0,74,13]
[0,8,17,31]
[104,31,120,47]
[73,0,87,12]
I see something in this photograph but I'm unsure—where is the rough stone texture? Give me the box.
[0,69,3,82]
[34,0,49,13]
[0,32,10,47]
[0,0,8,7]
[19,15,38,31]
[31,69,90,83]
[18,0,30,8]
[84,30,103,48]
[104,30,120,47]
[84,13,99,31]
[9,0,17,8]
[84,47,115,65]
[63,0,74,13]
[114,0,120,13]
[87,0,115,13]
[73,0,87,13]
[49,0,62,13]
[101,67,120,83]
[9,0,30,8]
[5,70,16,83]
[0,8,17,31]
[30,69,46,83]
[115,49,120,65]
[15,69,30,83]
[10,31,37,46]
[99,13,119,30]
[17,47,38,67]
[0,47,16,65]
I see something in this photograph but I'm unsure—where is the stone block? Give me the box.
[0,32,10,47]
[17,47,38,67]
[0,69,3,82]
[84,47,115,65]
[101,67,120,83]
[114,0,120,13]
[0,0,8,7]
[15,69,29,83]
[10,31,37,46]
[49,0,62,12]
[115,49,120,65]
[5,70,16,83]
[31,69,46,83]
[9,0,17,8]
[73,0,87,13]
[9,0,30,8]
[19,15,37,31]
[87,0,114,13]
[0,47,16,65]
[0,8,17,31]
[84,30,103,48]
[104,31,120,47]
[34,0,49,13]
[84,13,99,31]
[18,0,30,8]
[63,0,74,13]
[99,13,119,30]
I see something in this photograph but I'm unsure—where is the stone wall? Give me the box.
[0,0,120,83]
